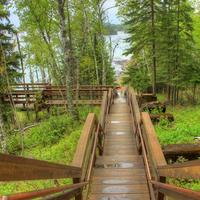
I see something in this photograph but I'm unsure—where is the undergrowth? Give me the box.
[154,101,200,191]
[0,105,99,195]
[155,105,200,145]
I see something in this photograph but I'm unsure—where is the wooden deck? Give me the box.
[88,94,150,200]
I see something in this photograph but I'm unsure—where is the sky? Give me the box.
[104,0,121,24]
[9,0,120,28]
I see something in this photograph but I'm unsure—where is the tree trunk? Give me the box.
[57,0,78,119]
[192,83,197,104]
[0,111,6,153]
[151,0,157,95]
[16,32,26,85]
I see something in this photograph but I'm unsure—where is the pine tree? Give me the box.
[0,0,19,152]
[117,0,159,94]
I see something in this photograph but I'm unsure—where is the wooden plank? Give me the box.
[46,100,102,105]
[95,155,143,165]
[141,112,167,167]
[163,144,200,156]
[90,184,149,194]
[152,181,200,200]
[129,88,141,124]
[92,176,147,185]
[0,153,81,181]
[93,169,146,177]
[99,91,108,129]
[72,113,96,168]
[88,194,150,200]
[158,160,200,179]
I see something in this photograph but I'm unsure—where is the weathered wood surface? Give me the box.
[0,153,81,181]
[163,143,200,158]
[142,112,167,167]
[158,160,200,179]
[88,94,150,200]
[2,84,113,106]
[72,113,96,169]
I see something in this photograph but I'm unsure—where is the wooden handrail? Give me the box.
[151,181,200,200]
[0,153,81,181]
[158,160,200,179]
[128,87,141,124]
[128,87,200,200]
[0,182,87,200]
[141,112,167,167]
[99,91,108,129]
[72,113,96,169]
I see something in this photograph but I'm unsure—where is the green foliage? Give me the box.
[7,106,99,154]
[168,178,200,191]
[155,105,200,145]
[14,0,115,85]
[0,0,20,89]
[122,60,151,92]
[0,105,99,195]
[118,0,200,102]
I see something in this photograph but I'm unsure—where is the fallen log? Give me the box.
[141,101,166,113]
[150,113,174,123]
[163,144,200,160]
[137,93,157,106]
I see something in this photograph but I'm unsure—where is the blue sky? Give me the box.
[9,0,120,28]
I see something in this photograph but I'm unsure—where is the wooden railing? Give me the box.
[1,84,113,106]
[0,88,114,200]
[127,87,200,200]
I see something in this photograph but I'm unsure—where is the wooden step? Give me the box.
[88,96,150,200]
[103,146,138,155]
[104,140,136,146]
[95,157,144,169]
[93,169,146,177]
[88,194,150,200]
[92,176,147,185]
[105,135,133,139]
[96,155,143,165]
[106,131,132,136]
[90,184,149,194]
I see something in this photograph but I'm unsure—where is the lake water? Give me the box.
[106,31,130,78]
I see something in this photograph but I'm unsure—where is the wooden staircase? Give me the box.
[0,87,199,200]
[88,93,150,200]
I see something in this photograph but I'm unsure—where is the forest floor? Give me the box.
[0,106,99,195]
[155,104,200,145]
[155,94,200,191]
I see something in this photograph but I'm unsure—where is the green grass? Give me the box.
[155,105,200,145]
[0,105,99,195]
[154,101,200,191]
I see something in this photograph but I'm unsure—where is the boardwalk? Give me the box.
[89,92,150,200]
[0,87,199,200]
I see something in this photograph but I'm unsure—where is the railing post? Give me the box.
[157,176,166,200]
[73,178,83,200]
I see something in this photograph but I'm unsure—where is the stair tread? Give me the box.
[88,194,150,200]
